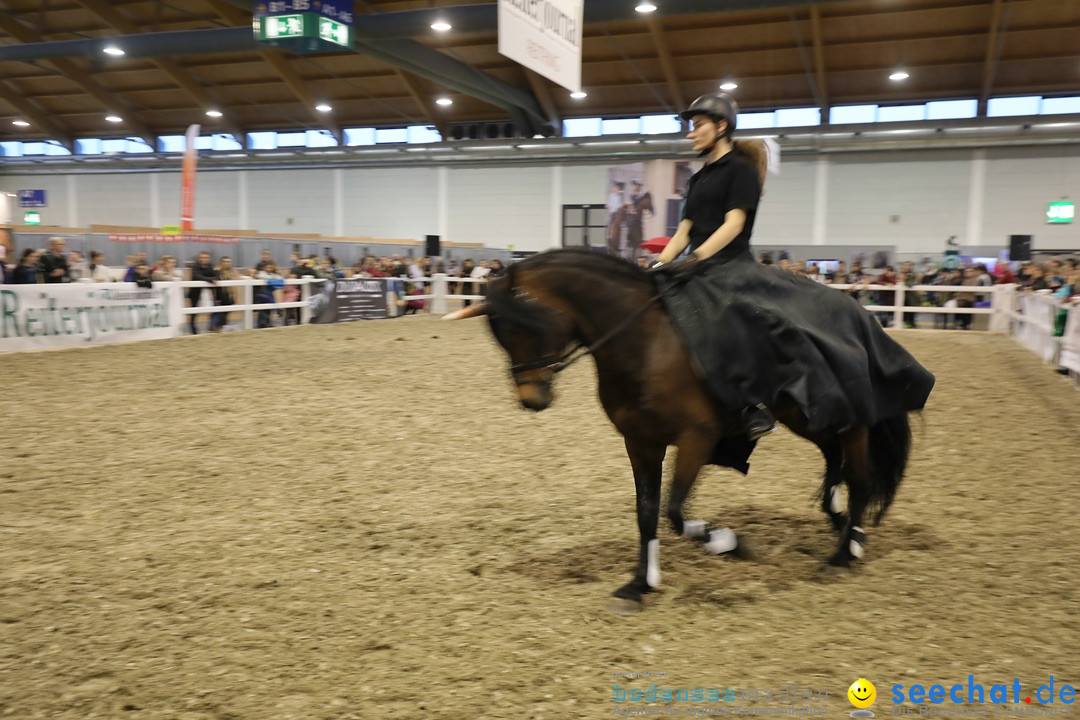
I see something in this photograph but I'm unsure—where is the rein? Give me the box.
[508,291,663,384]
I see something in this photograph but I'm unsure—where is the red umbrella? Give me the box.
[640,236,671,254]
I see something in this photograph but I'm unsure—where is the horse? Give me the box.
[445,249,914,610]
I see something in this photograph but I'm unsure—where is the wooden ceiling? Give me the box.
[0,0,1078,147]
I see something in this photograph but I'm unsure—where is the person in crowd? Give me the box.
[954,266,980,330]
[13,248,41,284]
[67,250,90,282]
[875,265,898,327]
[488,259,507,279]
[188,251,218,335]
[86,250,112,282]
[152,255,182,282]
[39,237,70,283]
[211,256,240,332]
[995,259,1016,284]
[459,258,476,306]
[255,261,285,328]
[255,249,273,272]
[122,252,147,282]
[281,268,302,326]
[131,262,153,289]
[900,265,921,328]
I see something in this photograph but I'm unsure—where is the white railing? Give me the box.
[176,277,323,331]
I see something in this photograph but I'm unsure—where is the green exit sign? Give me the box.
[255,8,353,54]
[24,210,41,225]
[1047,201,1075,224]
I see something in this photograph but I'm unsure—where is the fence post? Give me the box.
[990,284,1012,333]
[894,284,905,328]
[242,280,254,330]
[300,279,312,324]
[431,273,448,314]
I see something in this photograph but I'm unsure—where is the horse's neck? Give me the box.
[534,265,652,348]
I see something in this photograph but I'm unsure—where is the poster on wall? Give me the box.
[605,160,695,261]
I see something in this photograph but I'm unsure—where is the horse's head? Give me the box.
[444,275,575,412]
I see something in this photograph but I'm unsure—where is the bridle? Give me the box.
[507,292,663,385]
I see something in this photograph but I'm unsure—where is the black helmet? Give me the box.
[680,93,738,133]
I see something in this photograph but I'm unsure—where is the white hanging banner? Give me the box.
[498,0,583,93]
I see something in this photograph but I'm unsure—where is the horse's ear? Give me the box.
[443,302,488,320]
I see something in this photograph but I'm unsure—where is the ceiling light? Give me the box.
[12,119,30,127]
[435,97,453,106]
[889,71,910,81]
[103,46,125,56]
[205,109,223,118]
[315,103,332,112]
[719,81,738,91]
[431,21,452,32]
[570,91,588,99]
[635,2,658,12]
[105,115,123,123]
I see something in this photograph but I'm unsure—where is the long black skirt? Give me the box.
[655,252,935,436]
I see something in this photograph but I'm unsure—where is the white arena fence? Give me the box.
[2,276,1077,382]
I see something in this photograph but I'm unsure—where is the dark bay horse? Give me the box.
[446,249,912,609]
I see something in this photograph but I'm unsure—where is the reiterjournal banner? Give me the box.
[0,283,183,352]
[498,0,583,92]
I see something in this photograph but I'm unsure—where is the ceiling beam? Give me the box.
[809,6,829,113]
[645,16,683,112]
[0,11,156,147]
[0,81,75,151]
[73,0,247,143]
[523,70,561,133]
[396,69,449,139]
[979,0,1007,114]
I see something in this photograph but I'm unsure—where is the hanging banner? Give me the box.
[109,234,238,244]
[0,283,184,352]
[180,124,200,231]
[498,0,583,93]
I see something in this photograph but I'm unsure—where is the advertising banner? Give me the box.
[180,124,200,231]
[0,283,183,352]
[309,277,389,323]
[498,0,583,92]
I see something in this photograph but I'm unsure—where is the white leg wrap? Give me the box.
[830,485,844,514]
[704,527,738,555]
[646,539,660,588]
[682,519,708,539]
[849,526,865,559]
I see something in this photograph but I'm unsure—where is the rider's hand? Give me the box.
[648,253,702,284]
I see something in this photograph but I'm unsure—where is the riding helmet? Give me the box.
[680,93,738,134]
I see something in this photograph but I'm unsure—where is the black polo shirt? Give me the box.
[682,149,760,259]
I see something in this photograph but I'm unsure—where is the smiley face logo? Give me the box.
[848,678,877,709]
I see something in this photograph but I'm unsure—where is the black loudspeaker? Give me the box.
[425,235,441,257]
[1008,234,1032,262]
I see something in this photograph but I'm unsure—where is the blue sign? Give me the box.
[18,189,46,208]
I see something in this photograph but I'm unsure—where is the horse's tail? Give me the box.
[866,412,912,525]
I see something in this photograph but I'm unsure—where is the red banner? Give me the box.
[180,124,199,231]
[108,234,238,244]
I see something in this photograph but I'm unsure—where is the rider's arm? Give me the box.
[688,209,746,262]
[656,219,693,264]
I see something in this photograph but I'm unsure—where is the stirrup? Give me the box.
[742,403,776,441]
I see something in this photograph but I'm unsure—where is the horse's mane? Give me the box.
[486,249,650,334]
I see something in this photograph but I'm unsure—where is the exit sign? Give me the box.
[254,2,353,54]
[1047,201,1074,224]
[24,210,41,225]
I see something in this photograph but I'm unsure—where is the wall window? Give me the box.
[248,131,277,150]
[209,134,243,151]
[738,112,775,129]
[344,127,376,146]
[306,129,338,147]
[878,104,926,123]
[375,127,407,144]
[277,131,307,148]
[775,107,821,127]
[101,138,150,154]
[1041,96,1080,115]
[78,138,104,154]
[407,125,441,144]
[0,141,21,157]
[641,114,680,134]
[926,99,977,120]
[601,117,640,135]
[563,117,602,137]
[830,104,877,124]
[987,96,1041,117]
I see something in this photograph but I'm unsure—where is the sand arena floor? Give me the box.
[1,317,1078,720]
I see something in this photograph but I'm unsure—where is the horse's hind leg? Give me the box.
[612,438,667,606]
[665,433,739,556]
[818,439,847,533]
[827,427,870,567]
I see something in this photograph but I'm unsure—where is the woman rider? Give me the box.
[650,93,776,440]
[650,94,934,456]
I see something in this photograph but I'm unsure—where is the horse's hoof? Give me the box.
[608,597,644,615]
[825,553,852,569]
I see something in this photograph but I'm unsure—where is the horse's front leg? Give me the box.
[612,437,666,607]
[665,432,740,555]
